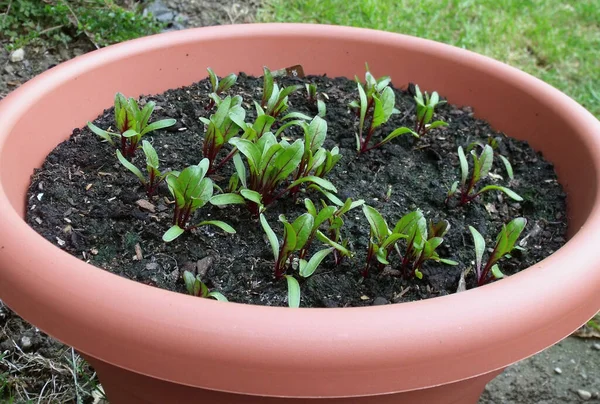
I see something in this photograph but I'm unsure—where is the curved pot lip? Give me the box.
[1,23,600,397]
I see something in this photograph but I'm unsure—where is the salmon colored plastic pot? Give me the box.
[1,24,599,404]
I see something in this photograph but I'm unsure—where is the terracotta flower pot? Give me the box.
[0,24,599,404]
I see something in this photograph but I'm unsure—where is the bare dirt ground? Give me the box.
[0,1,598,402]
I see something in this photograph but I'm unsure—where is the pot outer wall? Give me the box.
[85,355,502,404]
[1,24,600,404]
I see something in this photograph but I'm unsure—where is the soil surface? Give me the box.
[25,73,566,308]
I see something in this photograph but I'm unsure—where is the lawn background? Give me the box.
[259,0,600,117]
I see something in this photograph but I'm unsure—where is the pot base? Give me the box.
[87,355,501,404]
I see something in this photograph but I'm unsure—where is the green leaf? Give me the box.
[253,114,276,137]
[122,129,140,139]
[197,220,236,234]
[240,188,263,205]
[381,233,407,250]
[260,214,279,262]
[304,198,317,217]
[311,186,344,206]
[317,99,326,117]
[371,94,386,129]
[288,176,337,193]
[448,181,459,197]
[438,258,459,266]
[291,213,315,251]
[116,149,146,184]
[280,216,298,255]
[476,145,494,181]
[207,291,228,302]
[458,146,468,186]
[372,87,395,128]
[491,264,505,279]
[207,67,218,91]
[284,275,300,308]
[142,140,159,169]
[414,269,423,280]
[262,66,274,105]
[139,101,155,131]
[469,226,486,274]
[163,225,185,242]
[356,81,368,149]
[299,248,334,278]
[281,111,313,121]
[218,73,237,93]
[307,116,328,153]
[212,96,232,128]
[362,205,389,241]
[271,140,303,183]
[378,127,417,147]
[233,153,247,188]
[140,118,176,136]
[87,122,116,144]
[210,193,245,206]
[426,120,448,131]
[493,217,527,261]
[229,138,260,174]
[314,205,336,229]
[114,93,128,132]
[478,185,523,201]
[182,270,196,295]
[316,231,351,256]
[393,210,424,235]
[498,155,514,180]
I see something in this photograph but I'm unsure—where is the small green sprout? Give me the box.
[305,197,364,265]
[260,212,348,308]
[350,65,418,154]
[162,158,243,241]
[206,67,238,109]
[116,140,167,196]
[199,95,246,173]
[182,270,227,301]
[305,83,326,117]
[447,145,523,205]
[283,116,342,195]
[362,206,457,278]
[229,133,337,214]
[87,92,176,158]
[413,84,448,137]
[258,67,302,119]
[469,217,527,286]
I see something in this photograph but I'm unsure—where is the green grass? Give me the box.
[258,0,600,117]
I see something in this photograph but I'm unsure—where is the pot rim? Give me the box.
[0,23,599,398]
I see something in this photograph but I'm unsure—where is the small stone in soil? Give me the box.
[593,343,600,351]
[554,367,562,374]
[136,199,156,213]
[577,390,592,400]
[10,48,25,63]
[20,335,32,351]
[197,256,214,278]
[145,263,160,271]
[373,297,389,306]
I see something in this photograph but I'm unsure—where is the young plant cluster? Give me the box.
[92,63,530,306]
[447,143,522,205]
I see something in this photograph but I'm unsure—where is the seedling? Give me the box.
[469,217,527,286]
[199,95,246,173]
[413,84,448,136]
[162,158,243,241]
[87,93,176,158]
[281,116,342,195]
[116,140,167,196]
[350,65,417,153]
[182,270,227,301]
[447,145,523,205]
[305,197,364,265]
[206,67,238,109]
[305,83,326,117]
[259,66,302,119]
[229,133,337,213]
[260,212,348,308]
[362,206,456,278]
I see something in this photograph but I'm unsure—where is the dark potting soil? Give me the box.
[25,73,567,308]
